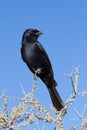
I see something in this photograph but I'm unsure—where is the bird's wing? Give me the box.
[36,42,51,65]
[36,42,54,74]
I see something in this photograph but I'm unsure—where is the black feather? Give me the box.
[21,28,64,111]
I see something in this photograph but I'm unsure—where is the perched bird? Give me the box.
[21,28,64,111]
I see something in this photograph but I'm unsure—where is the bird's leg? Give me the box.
[34,68,42,80]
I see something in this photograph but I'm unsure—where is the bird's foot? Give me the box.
[34,68,42,80]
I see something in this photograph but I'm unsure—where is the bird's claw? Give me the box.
[34,68,42,80]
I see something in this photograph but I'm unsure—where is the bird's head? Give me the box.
[22,28,43,43]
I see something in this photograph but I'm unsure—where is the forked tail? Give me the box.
[48,87,64,111]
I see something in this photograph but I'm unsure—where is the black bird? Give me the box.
[21,28,64,111]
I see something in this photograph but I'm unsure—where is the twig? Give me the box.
[20,82,26,96]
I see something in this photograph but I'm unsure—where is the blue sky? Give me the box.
[0,0,87,129]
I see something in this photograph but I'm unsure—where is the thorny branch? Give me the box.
[0,68,87,130]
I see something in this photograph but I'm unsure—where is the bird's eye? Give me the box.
[30,31,36,35]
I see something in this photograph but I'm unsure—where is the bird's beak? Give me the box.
[36,31,43,35]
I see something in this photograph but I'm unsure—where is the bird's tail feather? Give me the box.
[48,87,64,111]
